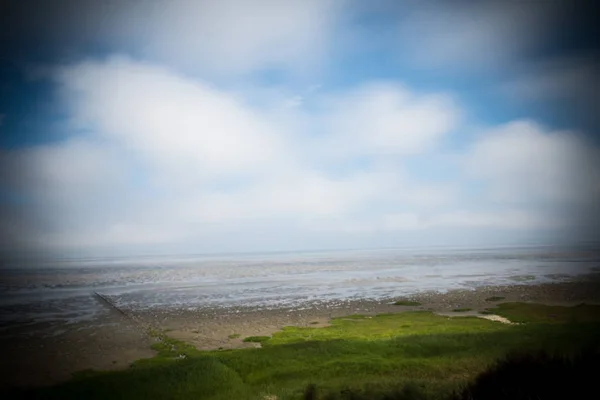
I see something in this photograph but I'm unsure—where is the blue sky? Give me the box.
[0,0,599,257]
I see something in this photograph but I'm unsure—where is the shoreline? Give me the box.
[132,278,600,352]
[2,277,600,389]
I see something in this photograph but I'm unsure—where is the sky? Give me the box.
[0,0,599,258]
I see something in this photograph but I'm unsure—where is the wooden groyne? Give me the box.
[93,291,128,317]
[93,291,148,331]
[93,291,168,345]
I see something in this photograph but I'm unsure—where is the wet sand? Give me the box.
[2,278,599,390]
[0,307,157,389]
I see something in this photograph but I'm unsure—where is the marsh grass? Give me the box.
[490,302,600,324]
[243,335,271,343]
[20,303,600,400]
[484,296,505,302]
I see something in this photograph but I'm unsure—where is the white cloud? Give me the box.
[463,120,600,206]
[57,57,287,186]
[2,58,464,251]
[3,2,599,255]
[318,82,460,157]
[2,0,345,78]
[113,0,345,76]
[2,57,598,253]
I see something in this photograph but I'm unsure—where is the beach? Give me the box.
[2,277,599,390]
[134,278,600,350]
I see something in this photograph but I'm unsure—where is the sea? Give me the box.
[1,244,599,329]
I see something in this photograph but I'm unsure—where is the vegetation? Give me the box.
[228,333,241,339]
[484,296,505,302]
[451,308,472,312]
[451,349,599,400]
[243,335,271,343]
[393,300,422,306]
[17,303,600,400]
[490,302,599,324]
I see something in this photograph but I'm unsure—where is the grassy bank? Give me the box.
[16,303,600,400]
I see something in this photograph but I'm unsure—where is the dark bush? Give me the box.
[452,348,599,400]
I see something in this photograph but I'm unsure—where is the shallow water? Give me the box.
[1,244,598,327]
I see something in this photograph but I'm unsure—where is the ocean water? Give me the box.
[1,244,598,328]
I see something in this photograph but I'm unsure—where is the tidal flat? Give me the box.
[3,278,600,399]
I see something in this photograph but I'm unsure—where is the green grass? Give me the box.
[452,308,472,312]
[20,303,600,400]
[484,296,505,302]
[243,335,271,343]
[393,300,422,306]
[228,333,241,339]
[488,302,600,324]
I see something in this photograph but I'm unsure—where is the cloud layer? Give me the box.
[2,56,598,254]
[1,1,598,256]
